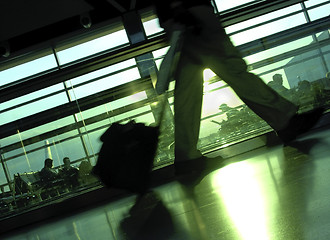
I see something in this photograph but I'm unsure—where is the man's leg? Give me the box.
[173,54,225,180]
[204,36,323,143]
[188,5,298,131]
[205,37,298,131]
[174,54,205,161]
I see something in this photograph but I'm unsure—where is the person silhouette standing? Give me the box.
[152,0,324,176]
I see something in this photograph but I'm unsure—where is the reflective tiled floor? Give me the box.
[3,126,330,240]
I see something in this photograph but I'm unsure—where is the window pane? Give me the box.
[6,155,33,179]
[214,0,256,11]
[286,54,327,86]
[307,3,330,21]
[225,5,302,34]
[323,41,330,75]
[65,59,139,101]
[74,91,148,123]
[245,32,329,86]
[1,115,91,185]
[65,59,136,86]
[0,167,7,187]
[57,29,129,65]
[143,18,163,37]
[27,116,75,138]
[0,85,68,125]
[0,54,57,87]
[230,14,306,45]
[305,0,330,7]
[0,83,65,112]
[152,47,170,69]
[3,134,86,177]
[1,116,76,153]
[244,36,314,66]
[67,67,141,100]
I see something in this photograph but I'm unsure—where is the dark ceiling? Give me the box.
[0,0,153,59]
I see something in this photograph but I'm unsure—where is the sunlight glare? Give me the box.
[212,162,270,240]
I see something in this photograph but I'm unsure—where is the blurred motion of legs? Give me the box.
[152,2,325,185]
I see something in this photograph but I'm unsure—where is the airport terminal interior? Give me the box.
[0,0,330,239]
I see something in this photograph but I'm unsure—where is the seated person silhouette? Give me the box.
[39,158,58,182]
[59,157,79,189]
[219,103,240,120]
[297,80,313,94]
[267,74,291,99]
[39,158,61,198]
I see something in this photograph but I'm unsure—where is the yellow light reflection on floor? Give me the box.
[212,162,270,240]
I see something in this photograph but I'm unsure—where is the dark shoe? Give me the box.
[174,155,225,186]
[276,107,324,144]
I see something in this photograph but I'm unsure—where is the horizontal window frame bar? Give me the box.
[257,48,330,78]
[227,8,306,37]
[0,35,167,104]
[219,0,308,27]
[1,91,175,155]
[1,97,160,157]
[249,38,330,71]
[0,64,139,115]
[0,77,154,139]
[238,16,330,56]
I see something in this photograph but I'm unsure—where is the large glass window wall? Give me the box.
[1,0,329,218]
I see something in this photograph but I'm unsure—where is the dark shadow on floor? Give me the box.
[286,138,321,154]
[120,191,175,240]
